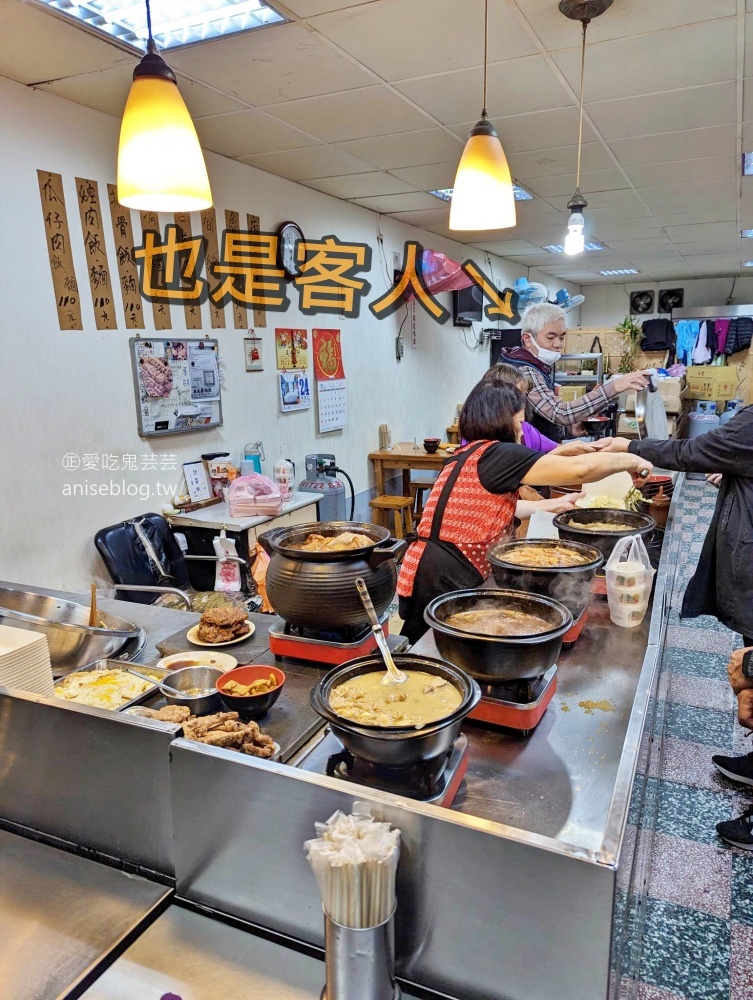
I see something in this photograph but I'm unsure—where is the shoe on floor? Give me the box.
[712,752,753,787]
[716,807,753,850]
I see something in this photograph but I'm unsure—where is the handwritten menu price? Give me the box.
[107,184,143,329]
[37,170,82,330]
[201,207,225,329]
[75,177,116,330]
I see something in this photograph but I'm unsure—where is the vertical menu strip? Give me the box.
[107,184,144,330]
[225,209,247,330]
[173,211,202,330]
[247,212,266,329]
[139,210,171,330]
[201,207,225,329]
[74,177,116,330]
[37,170,83,330]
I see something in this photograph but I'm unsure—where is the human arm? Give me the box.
[526,368,651,428]
[521,451,652,488]
[706,473,722,487]
[727,647,753,696]
[516,493,587,519]
[602,409,753,476]
[552,441,598,456]
[738,690,753,731]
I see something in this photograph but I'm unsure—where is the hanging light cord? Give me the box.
[575,18,589,191]
[482,0,489,116]
[145,0,155,48]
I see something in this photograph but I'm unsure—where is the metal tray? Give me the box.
[53,660,169,713]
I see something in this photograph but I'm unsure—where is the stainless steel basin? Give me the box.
[0,586,143,675]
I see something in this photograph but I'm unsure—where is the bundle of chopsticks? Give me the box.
[305,803,401,929]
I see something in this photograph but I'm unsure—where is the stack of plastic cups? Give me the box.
[607,558,652,628]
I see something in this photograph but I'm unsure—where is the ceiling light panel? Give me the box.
[36,0,286,51]
[430,184,533,202]
[599,269,639,276]
[543,241,606,254]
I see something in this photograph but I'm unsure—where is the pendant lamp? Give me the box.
[559,0,612,255]
[449,0,515,231]
[117,0,212,212]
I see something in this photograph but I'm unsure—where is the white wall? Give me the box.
[0,77,579,592]
[580,277,753,328]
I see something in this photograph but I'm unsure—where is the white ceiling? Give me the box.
[3,0,752,283]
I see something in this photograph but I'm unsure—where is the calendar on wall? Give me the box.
[313,328,347,433]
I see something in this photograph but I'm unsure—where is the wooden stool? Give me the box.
[410,475,437,519]
[369,495,414,538]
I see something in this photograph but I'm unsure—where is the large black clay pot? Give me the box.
[259,521,406,630]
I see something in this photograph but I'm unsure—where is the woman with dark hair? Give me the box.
[397,381,653,644]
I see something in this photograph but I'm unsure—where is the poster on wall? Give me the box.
[188,341,220,401]
[278,370,311,413]
[129,338,222,437]
[275,328,308,370]
[313,328,347,432]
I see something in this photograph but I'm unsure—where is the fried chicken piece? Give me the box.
[201,730,245,749]
[197,623,234,643]
[200,607,247,629]
[242,741,276,758]
[156,705,192,723]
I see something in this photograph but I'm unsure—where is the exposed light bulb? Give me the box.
[564,212,585,256]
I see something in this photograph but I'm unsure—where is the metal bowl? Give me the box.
[160,666,224,715]
[0,585,143,675]
[553,508,656,563]
[310,653,481,767]
[424,589,572,683]
[487,539,603,617]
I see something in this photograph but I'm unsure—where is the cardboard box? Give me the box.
[686,366,737,401]
[558,384,587,401]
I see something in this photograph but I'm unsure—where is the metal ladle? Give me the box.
[123,667,185,699]
[355,577,407,685]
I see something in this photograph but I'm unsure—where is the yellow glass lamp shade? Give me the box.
[449,119,516,231]
[117,75,212,213]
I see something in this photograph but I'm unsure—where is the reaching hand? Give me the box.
[727,647,753,695]
[627,455,652,485]
[553,442,597,457]
[539,492,587,514]
[738,689,753,731]
[706,473,723,487]
[594,437,631,454]
[613,371,652,394]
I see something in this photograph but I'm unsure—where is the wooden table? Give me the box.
[368,441,451,496]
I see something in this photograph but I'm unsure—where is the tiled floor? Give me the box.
[631,481,752,999]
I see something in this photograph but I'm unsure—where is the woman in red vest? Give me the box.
[397,381,653,644]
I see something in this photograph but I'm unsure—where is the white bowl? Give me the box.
[155,650,238,672]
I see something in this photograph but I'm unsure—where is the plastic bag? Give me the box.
[213,528,241,593]
[228,474,282,518]
[605,534,655,628]
[251,542,274,613]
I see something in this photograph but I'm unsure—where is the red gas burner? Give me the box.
[591,575,608,597]
[468,665,558,736]
[562,606,589,647]
[268,617,389,666]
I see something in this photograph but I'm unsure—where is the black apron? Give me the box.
[399,443,489,645]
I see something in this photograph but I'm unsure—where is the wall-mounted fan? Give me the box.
[552,288,585,313]
[514,277,549,311]
[630,290,654,314]
[658,288,684,313]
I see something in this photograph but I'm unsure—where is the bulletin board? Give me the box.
[129,337,223,438]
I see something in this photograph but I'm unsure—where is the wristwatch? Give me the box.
[742,650,753,680]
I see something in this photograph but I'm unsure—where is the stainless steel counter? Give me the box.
[79,904,422,1000]
[0,830,171,1000]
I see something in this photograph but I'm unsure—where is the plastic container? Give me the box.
[273,449,296,503]
[608,601,649,628]
[608,583,652,607]
[606,559,649,590]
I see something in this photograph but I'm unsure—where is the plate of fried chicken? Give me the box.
[126,704,279,759]
[187,607,255,646]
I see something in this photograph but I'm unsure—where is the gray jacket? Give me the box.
[630,405,753,637]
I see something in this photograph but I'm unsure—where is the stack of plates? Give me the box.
[0,624,55,697]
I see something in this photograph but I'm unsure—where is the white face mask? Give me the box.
[527,338,561,366]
